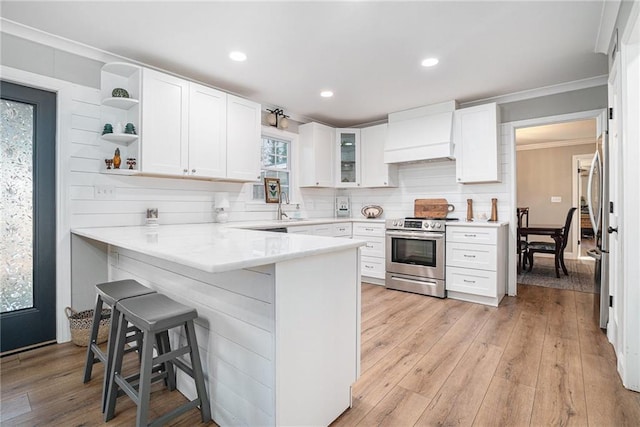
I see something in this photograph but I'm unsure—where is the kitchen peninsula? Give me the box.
[71,223,364,426]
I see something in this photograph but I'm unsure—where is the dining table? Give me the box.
[518,224,565,276]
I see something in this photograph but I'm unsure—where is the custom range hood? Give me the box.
[384,100,458,163]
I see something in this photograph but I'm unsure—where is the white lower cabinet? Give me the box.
[445,224,507,306]
[333,223,353,237]
[311,223,334,236]
[361,256,385,278]
[352,222,386,280]
[286,222,352,237]
[286,221,386,280]
[287,225,314,235]
[446,267,497,298]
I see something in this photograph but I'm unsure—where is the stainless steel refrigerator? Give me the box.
[587,113,609,330]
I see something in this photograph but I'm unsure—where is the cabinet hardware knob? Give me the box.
[192,169,196,173]
[183,169,188,173]
[608,226,618,234]
[257,176,261,180]
[316,182,319,185]
[384,182,387,185]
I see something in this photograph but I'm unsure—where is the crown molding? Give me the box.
[1,18,127,64]
[460,75,609,108]
[516,138,596,152]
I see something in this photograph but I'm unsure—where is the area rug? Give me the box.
[517,257,596,293]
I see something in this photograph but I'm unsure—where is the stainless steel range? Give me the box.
[385,217,454,298]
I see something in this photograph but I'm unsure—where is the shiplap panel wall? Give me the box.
[68,85,304,228]
[109,248,276,426]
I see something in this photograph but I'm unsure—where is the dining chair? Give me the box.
[527,207,577,278]
[516,207,530,272]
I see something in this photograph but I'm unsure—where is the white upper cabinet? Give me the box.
[141,68,189,175]
[336,128,361,188]
[454,102,501,184]
[298,122,335,187]
[188,83,227,179]
[299,122,396,188]
[360,124,398,187]
[385,100,457,163]
[226,94,261,181]
[135,66,260,181]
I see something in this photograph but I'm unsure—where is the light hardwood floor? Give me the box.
[332,283,640,427]
[1,284,639,426]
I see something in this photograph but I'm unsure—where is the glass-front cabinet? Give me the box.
[336,128,360,187]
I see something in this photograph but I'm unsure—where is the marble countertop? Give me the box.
[72,223,365,274]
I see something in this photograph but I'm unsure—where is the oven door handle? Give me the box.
[386,230,445,239]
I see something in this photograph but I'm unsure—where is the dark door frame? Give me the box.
[1,80,57,353]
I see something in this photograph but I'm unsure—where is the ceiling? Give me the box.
[516,119,597,146]
[0,1,609,127]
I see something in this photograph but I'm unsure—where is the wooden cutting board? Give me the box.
[414,198,450,219]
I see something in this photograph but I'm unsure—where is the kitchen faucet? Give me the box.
[277,191,289,220]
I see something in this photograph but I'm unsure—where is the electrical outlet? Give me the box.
[551,196,562,203]
[94,185,116,200]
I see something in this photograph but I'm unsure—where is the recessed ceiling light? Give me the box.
[320,90,334,98]
[421,57,439,67]
[229,51,247,62]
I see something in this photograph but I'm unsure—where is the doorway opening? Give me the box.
[515,117,598,291]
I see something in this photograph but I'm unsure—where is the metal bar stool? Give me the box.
[104,293,211,426]
[83,279,156,411]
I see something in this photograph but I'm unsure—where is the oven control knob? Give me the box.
[435,223,442,229]
[423,223,430,229]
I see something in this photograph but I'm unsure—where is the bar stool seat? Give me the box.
[105,293,211,426]
[83,279,156,411]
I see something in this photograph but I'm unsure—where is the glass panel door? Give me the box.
[337,129,359,186]
[1,81,56,353]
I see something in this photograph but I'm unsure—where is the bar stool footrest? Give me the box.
[149,399,201,427]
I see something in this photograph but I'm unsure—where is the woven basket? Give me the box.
[65,307,111,347]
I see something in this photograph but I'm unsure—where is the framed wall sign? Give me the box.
[264,177,281,203]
